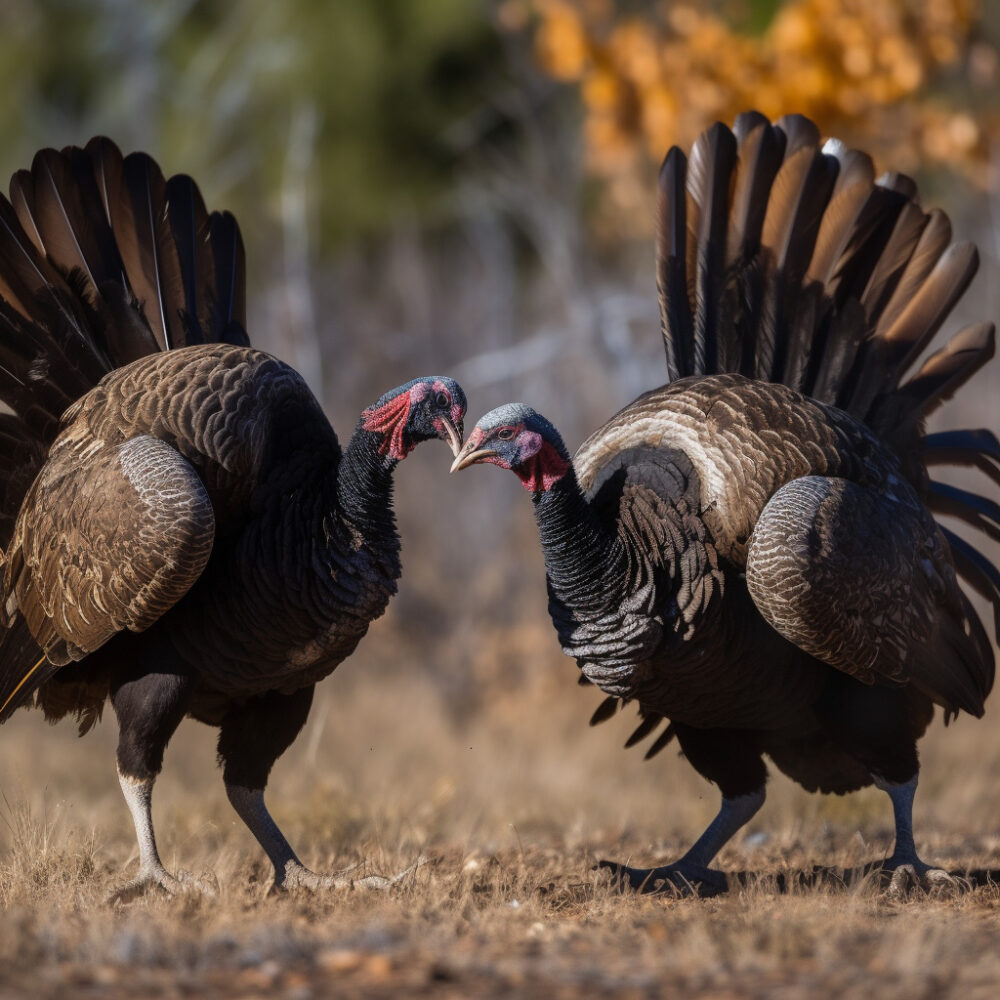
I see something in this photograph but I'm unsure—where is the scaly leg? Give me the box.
[226,785,420,890]
[600,789,765,895]
[873,774,955,893]
[599,724,770,896]
[109,665,214,901]
[218,686,423,891]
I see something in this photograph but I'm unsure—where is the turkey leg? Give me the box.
[218,685,421,891]
[599,789,765,895]
[109,666,214,900]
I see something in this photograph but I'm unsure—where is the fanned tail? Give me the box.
[658,112,997,701]
[0,137,250,721]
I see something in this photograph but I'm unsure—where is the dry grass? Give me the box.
[1,631,999,999]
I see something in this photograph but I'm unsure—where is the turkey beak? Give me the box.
[450,436,494,473]
[440,416,464,458]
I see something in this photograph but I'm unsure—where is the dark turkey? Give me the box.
[0,138,467,894]
[453,112,998,894]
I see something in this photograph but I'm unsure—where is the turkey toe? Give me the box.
[598,859,729,897]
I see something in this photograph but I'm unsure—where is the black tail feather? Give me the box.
[922,430,1000,490]
[624,712,662,748]
[656,148,692,382]
[0,617,53,724]
[928,481,1000,543]
[589,695,619,726]
[643,723,677,760]
[940,527,1000,639]
[689,123,737,375]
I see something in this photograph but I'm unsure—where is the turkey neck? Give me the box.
[531,467,627,611]
[335,427,399,540]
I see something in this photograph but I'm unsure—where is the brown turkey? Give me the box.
[0,138,467,895]
[452,112,998,895]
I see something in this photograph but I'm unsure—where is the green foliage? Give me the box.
[0,0,502,249]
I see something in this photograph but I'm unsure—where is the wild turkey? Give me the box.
[453,112,998,894]
[0,138,467,895]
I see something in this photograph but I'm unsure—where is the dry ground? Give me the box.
[1,631,999,999]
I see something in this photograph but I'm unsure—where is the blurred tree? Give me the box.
[0,0,504,247]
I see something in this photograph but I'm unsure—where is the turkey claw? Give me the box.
[274,855,430,893]
[597,859,728,897]
[884,863,967,899]
[107,866,218,905]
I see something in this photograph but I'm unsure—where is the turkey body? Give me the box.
[562,373,949,792]
[15,345,401,706]
[0,138,466,894]
[455,112,998,893]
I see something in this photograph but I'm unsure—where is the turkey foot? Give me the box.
[274,855,430,893]
[107,865,219,905]
[597,858,729,897]
[879,859,966,899]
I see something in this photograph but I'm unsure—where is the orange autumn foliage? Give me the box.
[511,0,994,224]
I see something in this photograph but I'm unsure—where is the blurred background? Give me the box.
[1,0,1000,871]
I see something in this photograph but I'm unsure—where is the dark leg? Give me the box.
[109,664,208,899]
[817,677,951,888]
[600,725,767,896]
[218,686,417,891]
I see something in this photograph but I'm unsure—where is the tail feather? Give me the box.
[589,695,619,726]
[803,174,873,293]
[758,145,837,382]
[113,151,187,351]
[656,148,692,381]
[874,209,952,340]
[208,210,248,341]
[164,173,213,344]
[688,123,737,374]
[624,712,662,748]
[774,113,821,157]
[922,429,1000,488]
[928,481,1000,543]
[879,243,979,372]
[0,137,251,720]
[859,201,927,325]
[643,723,677,760]
[12,148,119,294]
[896,321,995,417]
[940,527,1000,639]
[727,114,784,268]
[722,118,784,375]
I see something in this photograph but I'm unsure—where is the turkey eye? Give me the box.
[435,391,450,408]
[497,427,515,441]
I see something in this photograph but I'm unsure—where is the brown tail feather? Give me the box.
[895,321,995,418]
[873,209,952,338]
